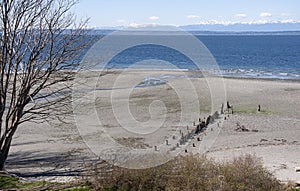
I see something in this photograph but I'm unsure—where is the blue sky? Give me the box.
[73,0,300,28]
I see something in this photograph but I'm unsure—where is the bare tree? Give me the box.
[0,0,88,170]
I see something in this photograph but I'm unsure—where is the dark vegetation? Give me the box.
[2,154,299,191]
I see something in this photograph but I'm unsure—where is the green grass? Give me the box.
[0,174,19,189]
[0,174,92,191]
[234,107,279,115]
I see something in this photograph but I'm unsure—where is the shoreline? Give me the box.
[221,75,300,83]
[79,68,300,83]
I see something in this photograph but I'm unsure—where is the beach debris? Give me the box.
[226,101,233,114]
[206,115,211,126]
[185,149,188,153]
[154,146,158,151]
[172,110,223,154]
[227,101,231,109]
[207,111,219,125]
[260,138,268,142]
[196,121,206,134]
[296,167,300,172]
[273,138,287,143]
[235,122,249,132]
[166,140,169,145]
[257,104,261,112]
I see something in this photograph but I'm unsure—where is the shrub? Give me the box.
[220,154,282,191]
[89,154,284,191]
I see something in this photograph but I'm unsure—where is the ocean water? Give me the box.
[90,34,300,80]
[199,35,300,79]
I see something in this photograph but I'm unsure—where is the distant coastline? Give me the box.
[88,29,300,36]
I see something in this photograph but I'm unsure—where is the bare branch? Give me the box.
[0,0,90,170]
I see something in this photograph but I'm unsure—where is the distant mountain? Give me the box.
[88,22,300,35]
[179,22,300,32]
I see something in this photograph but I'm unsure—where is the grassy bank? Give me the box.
[1,155,299,191]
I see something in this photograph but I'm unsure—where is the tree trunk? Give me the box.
[0,141,11,171]
[0,0,87,172]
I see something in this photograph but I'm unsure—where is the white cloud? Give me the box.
[187,15,200,19]
[260,12,272,18]
[129,22,159,28]
[149,16,159,21]
[235,13,247,18]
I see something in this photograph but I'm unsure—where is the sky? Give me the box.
[73,0,300,28]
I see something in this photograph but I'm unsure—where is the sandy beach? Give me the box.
[7,69,300,183]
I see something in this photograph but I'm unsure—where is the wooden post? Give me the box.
[154,146,158,151]
[166,140,169,145]
[221,103,224,114]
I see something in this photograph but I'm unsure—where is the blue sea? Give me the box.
[89,34,300,80]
